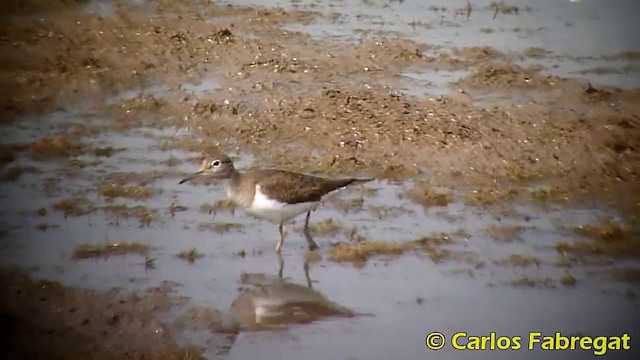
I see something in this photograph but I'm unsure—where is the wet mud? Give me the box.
[0,269,203,360]
[1,0,639,359]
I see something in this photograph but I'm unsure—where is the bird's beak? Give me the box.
[179,171,204,184]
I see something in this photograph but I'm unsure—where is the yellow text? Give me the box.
[528,332,631,356]
[452,332,522,351]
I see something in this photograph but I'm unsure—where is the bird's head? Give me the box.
[179,154,236,184]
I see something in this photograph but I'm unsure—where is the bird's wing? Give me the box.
[254,169,356,204]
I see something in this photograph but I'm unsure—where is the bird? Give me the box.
[179,151,374,253]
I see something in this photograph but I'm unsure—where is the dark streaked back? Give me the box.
[244,169,364,204]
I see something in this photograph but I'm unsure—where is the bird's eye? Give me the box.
[211,160,221,168]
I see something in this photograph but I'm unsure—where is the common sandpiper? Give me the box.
[179,151,373,253]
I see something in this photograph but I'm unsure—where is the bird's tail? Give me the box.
[348,177,375,185]
[327,177,375,193]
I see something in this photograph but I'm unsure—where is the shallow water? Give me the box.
[1,103,638,359]
[1,1,640,359]
[223,0,640,93]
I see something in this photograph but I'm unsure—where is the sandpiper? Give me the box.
[179,151,373,253]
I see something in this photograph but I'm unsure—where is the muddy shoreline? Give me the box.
[0,269,204,359]
[1,1,638,215]
[1,0,639,359]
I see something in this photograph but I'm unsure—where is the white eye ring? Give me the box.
[211,160,221,167]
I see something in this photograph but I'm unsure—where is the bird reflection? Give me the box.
[232,269,355,330]
[176,255,360,356]
[276,251,313,289]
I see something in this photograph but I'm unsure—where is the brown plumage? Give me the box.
[236,169,368,205]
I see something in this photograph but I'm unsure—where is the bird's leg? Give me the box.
[276,222,285,253]
[277,251,284,279]
[303,258,312,289]
[303,211,319,251]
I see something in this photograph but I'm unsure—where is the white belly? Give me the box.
[247,186,318,224]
